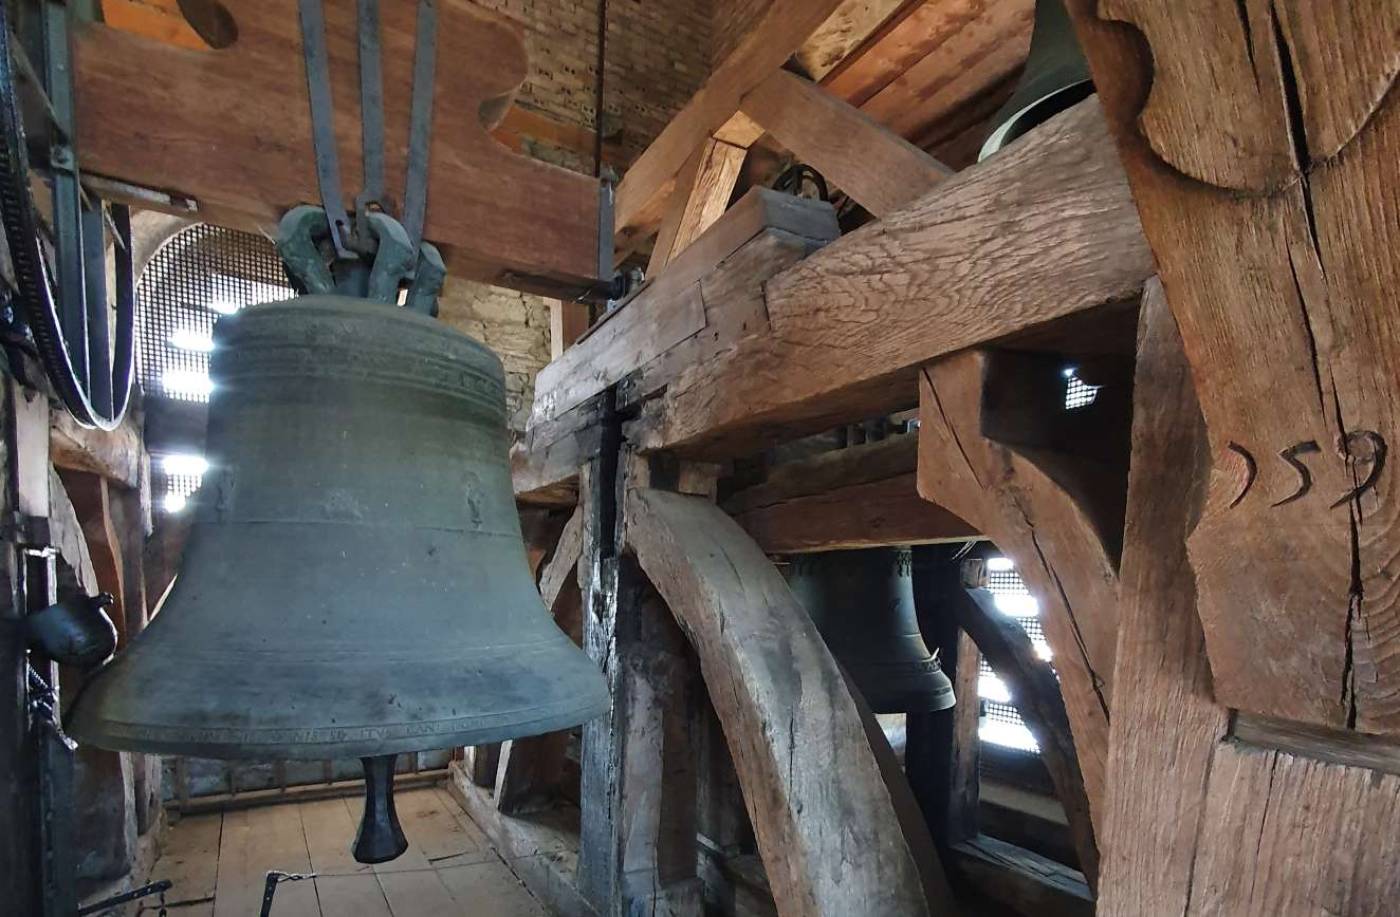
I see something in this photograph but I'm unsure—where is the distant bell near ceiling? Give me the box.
[67,296,610,862]
[787,548,955,715]
[978,0,1094,160]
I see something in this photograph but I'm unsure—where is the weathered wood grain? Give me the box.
[1095,280,1225,916]
[740,70,952,217]
[1065,0,1400,733]
[630,98,1150,458]
[795,0,914,82]
[625,487,938,917]
[649,138,750,275]
[73,1,602,290]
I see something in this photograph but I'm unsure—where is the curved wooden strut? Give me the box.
[624,486,954,917]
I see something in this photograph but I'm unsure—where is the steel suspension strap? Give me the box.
[289,0,443,313]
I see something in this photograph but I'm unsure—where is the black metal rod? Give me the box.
[402,0,438,250]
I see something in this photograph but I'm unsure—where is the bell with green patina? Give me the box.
[68,296,609,763]
[787,547,955,715]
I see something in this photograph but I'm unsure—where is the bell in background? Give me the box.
[67,296,609,862]
[979,0,1094,160]
[787,547,955,714]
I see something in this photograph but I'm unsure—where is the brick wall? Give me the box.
[711,0,771,67]
[475,0,713,167]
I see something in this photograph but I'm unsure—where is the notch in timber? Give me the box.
[1230,713,1400,777]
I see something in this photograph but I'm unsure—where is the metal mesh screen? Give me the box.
[137,223,295,513]
[978,560,1049,753]
[1063,368,1100,410]
[136,223,294,403]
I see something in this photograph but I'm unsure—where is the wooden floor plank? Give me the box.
[395,786,494,868]
[214,805,320,917]
[437,859,547,916]
[155,813,223,906]
[340,794,463,916]
[374,868,462,917]
[299,798,392,917]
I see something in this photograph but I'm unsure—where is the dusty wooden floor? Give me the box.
[151,785,548,916]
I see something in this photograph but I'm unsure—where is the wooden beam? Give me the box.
[49,409,145,492]
[627,98,1150,458]
[795,0,915,81]
[951,835,1093,917]
[1094,282,1227,913]
[723,436,976,553]
[612,0,848,252]
[624,486,939,917]
[549,300,591,361]
[740,69,952,217]
[648,138,749,276]
[576,464,701,915]
[916,348,1121,841]
[957,580,1099,889]
[1063,1,1400,732]
[73,1,603,291]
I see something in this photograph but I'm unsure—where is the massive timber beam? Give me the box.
[73,0,604,293]
[626,97,1150,459]
[519,98,1150,503]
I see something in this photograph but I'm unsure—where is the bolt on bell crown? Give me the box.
[68,295,609,760]
[787,547,955,715]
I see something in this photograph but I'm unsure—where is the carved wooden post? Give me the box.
[1063,0,1400,733]
[577,454,702,916]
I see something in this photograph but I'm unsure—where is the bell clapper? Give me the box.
[352,754,409,864]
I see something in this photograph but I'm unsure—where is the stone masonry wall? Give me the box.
[436,277,554,432]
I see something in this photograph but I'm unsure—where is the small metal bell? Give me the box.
[787,548,955,714]
[979,0,1095,159]
[26,593,117,668]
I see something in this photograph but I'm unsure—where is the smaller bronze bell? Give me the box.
[787,548,954,714]
[979,0,1094,159]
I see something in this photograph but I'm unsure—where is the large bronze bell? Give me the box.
[787,548,954,714]
[979,0,1094,159]
[68,296,608,859]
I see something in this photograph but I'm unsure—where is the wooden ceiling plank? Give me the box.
[795,0,918,82]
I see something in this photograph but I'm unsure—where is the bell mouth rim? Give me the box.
[68,689,609,761]
[978,79,1095,161]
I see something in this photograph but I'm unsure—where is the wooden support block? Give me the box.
[576,461,701,916]
[740,69,952,217]
[624,487,940,917]
[951,835,1093,917]
[72,1,603,291]
[1063,0,1400,733]
[50,409,145,492]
